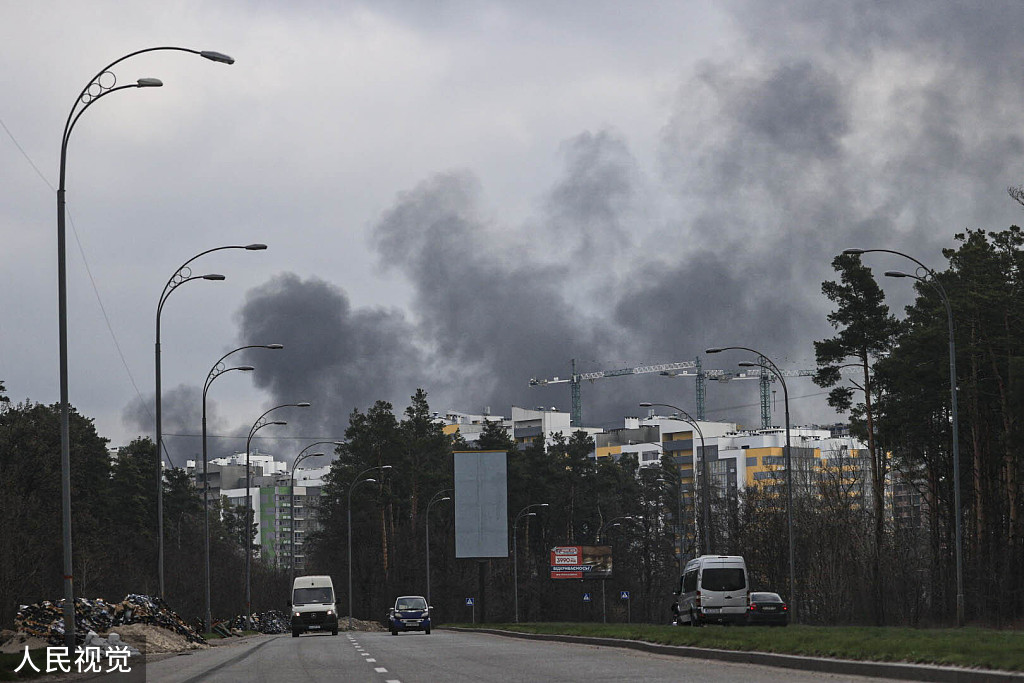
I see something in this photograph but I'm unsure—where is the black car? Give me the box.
[747,591,788,626]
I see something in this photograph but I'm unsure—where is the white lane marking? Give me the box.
[361,652,370,656]
[375,668,388,673]
[385,680,401,683]
[366,658,376,662]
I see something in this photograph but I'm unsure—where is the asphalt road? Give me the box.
[143,630,898,683]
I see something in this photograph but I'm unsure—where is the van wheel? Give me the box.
[391,627,398,636]
[332,628,338,636]
[689,610,701,627]
[292,630,300,638]
[425,626,430,635]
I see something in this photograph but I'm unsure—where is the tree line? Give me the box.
[3,224,1023,629]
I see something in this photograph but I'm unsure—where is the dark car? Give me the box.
[388,595,431,635]
[747,591,788,626]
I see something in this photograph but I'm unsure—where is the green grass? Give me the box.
[450,623,1024,672]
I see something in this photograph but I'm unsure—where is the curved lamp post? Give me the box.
[844,247,964,626]
[244,402,310,626]
[347,464,392,629]
[289,441,343,581]
[200,344,281,632]
[640,402,708,559]
[597,516,636,623]
[426,490,453,608]
[707,346,795,621]
[158,244,267,597]
[56,47,232,646]
[513,503,548,623]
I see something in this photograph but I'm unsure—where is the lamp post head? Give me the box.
[265,344,284,350]
[842,248,865,255]
[885,270,910,278]
[271,420,287,426]
[296,402,311,407]
[538,503,549,508]
[705,347,724,354]
[200,50,235,65]
[441,496,452,502]
[237,366,255,371]
[639,402,653,407]
[245,244,268,250]
[202,274,226,281]
[380,465,394,471]
[364,478,377,484]
[738,361,757,368]
[136,78,163,87]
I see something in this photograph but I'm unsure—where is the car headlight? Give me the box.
[293,612,300,618]
[327,609,334,616]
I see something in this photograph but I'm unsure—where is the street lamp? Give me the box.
[244,402,310,627]
[201,344,282,632]
[597,516,636,624]
[845,247,964,626]
[157,245,267,598]
[513,503,548,623]
[56,46,233,647]
[290,441,343,582]
[707,346,796,621]
[640,402,708,558]
[348,464,392,629]
[426,490,453,608]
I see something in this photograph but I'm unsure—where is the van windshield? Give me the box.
[701,568,745,592]
[293,587,333,604]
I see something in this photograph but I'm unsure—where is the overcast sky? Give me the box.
[3,1,1023,465]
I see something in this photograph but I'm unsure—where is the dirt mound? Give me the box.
[113,623,208,654]
[343,617,386,632]
[0,629,50,654]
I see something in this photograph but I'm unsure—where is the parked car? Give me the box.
[746,591,789,626]
[388,595,431,635]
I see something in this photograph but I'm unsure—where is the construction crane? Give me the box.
[530,358,737,426]
[530,358,814,429]
[746,359,816,429]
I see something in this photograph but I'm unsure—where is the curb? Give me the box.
[450,628,1023,682]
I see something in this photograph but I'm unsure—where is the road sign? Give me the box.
[620,590,630,600]
[583,593,592,602]
[465,597,475,606]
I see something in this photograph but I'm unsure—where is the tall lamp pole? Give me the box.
[513,503,548,623]
[640,402,707,560]
[426,490,453,607]
[244,402,310,627]
[707,346,795,621]
[202,344,281,632]
[844,247,964,626]
[56,46,233,647]
[347,464,392,629]
[290,442,342,582]
[597,516,636,624]
[158,244,266,596]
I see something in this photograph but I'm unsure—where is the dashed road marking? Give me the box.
[366,658,376,662]
[375,667,388,673]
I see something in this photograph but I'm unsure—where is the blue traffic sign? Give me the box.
[582,593,592,602]
[466,597,475,606]
[620,590,630,600]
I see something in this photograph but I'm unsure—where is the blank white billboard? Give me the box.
[454,450,508,558]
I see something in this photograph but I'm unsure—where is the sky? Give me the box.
[3,1,1023,466]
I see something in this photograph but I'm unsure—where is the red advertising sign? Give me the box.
[550,545,612,580]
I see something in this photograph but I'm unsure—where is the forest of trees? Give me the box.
[2,225,1024,629]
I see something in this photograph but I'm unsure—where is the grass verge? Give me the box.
[451,623,1024,672]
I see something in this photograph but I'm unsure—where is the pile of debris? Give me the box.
[225,610,290,634]
[14,595,206,646]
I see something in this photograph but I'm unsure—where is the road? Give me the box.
[144,629,897,683]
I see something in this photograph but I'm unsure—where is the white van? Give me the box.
[672,555,749,626]
[290,575,339,636]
